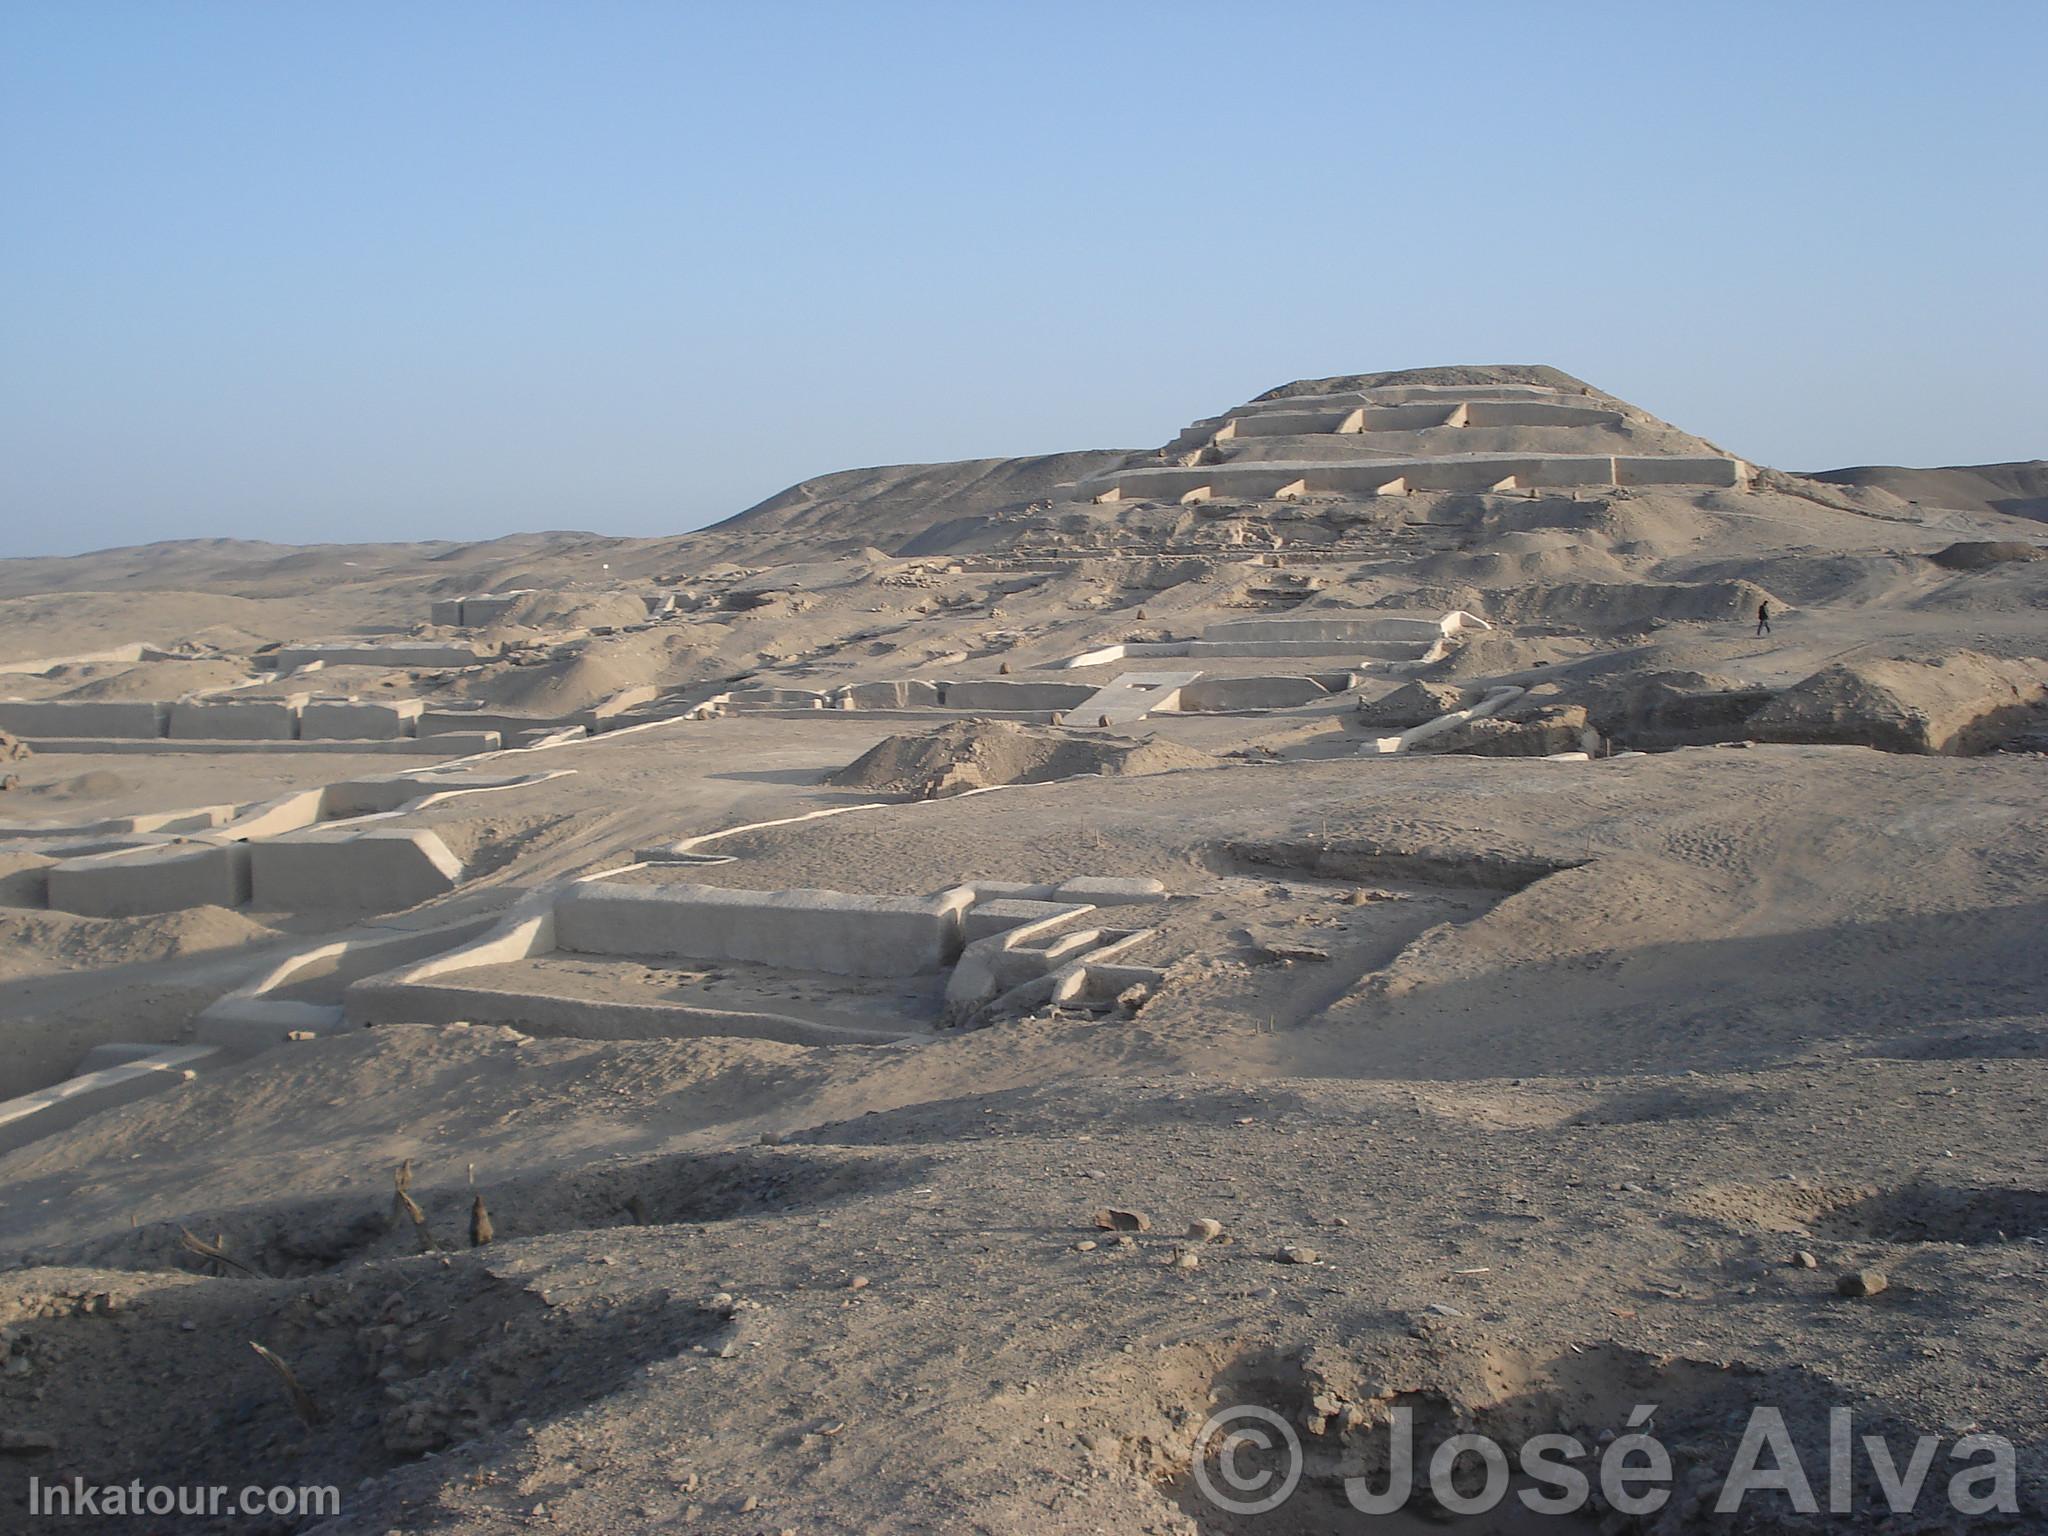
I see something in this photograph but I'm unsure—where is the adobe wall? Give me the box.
[0,699,167,738]
[12,731,502,756]
[1085,452,1741,505]
[1358,404,1464,431]
[248,827,464,912]
[1225,409,1359,438]
[301,698,424,739]
[46,841,252,917]
[456,593,529,627]
[1174,675,1331,710]
[1363,384,1562,403]
[942,679,1097,710]
[1201,614,1444,644]
[167,696,306,740]
[554,882,976,978]
[0,1045,218,1158]
[1463,402,1622,428]
[833,679,944,709]
[273,642,483,670]
[1614,456,1748,487]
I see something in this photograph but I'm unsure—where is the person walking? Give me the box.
[1756,599,1772,637]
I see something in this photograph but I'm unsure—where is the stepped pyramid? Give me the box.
[1074,364,1750,505]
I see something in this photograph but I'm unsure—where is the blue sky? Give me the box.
[3,1,2043,557]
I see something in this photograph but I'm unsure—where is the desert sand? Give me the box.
[0,366,2043,1533]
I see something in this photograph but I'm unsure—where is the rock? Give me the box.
[1072,1240,1097,1252]
[1356,680,1466,729]
[1257,940,1330,963]
[1752,652,2048,755]
[1186,1218,1224,1243]
[1274,1245,1318,1265]
[1793,1251,1818,1270]
[1414,701,1602,758]
[1837,1269,1889,1298]
[847,1275,870,1291]
[1173,1250,1200,1271]
[0,1429,57,1456]
[1093,1207,1150,1233]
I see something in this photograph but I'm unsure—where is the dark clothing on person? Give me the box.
[1756,601,1772,637]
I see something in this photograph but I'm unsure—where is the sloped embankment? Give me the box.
[828,719,1216,798]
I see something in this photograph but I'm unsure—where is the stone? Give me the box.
[1793,1251,1818,1269]
[1355,680,1466,729]
[1186,1218,1224,1242]
[1093,1207,1150,1233]
[1275,1245,1318,1265]
[1837,1269,1889,1298]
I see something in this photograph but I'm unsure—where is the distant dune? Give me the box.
[1805,460,2048,522]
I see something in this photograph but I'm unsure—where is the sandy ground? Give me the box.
[0,366,2043,1533]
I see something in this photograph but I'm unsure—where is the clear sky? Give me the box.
[3,1,2043,558]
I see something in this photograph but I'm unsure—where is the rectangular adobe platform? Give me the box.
[1075,670,1203,725]
[554,882,977,978]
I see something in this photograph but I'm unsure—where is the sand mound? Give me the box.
[469,632,719,713]
[1807,460,2048,521]
[52,659,253,701]
[32,768,131,800]
[1929,541,2046,571]
[1409,531,1632,587]
[826,719,1217,797]
[1423,628,1601,679]
[1751,651,2048,754]
[0,905,281,974]
[479,650,644,713]
[1483,578,1776,631]
[485,590,652,632]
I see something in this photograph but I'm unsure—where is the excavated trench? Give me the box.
[28,1143,935,1280]
[1216,837,1586,894]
